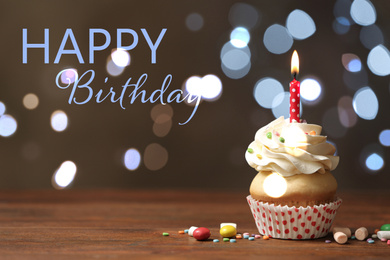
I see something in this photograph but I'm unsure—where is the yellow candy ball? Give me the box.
[220,225,237,238]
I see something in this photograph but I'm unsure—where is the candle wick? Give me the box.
[293,72,297,80]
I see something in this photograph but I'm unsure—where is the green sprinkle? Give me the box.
[163,232,169,236]
[247,148,253,153]
[266,132,272,139]
[223,238,229,242]
[279,137,285,143]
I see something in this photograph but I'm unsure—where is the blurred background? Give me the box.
[0,0,389,191]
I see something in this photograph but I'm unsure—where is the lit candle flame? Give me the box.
[291,50,299,75]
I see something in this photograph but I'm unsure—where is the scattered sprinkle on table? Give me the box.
[263,235,270,240]
[248,237,255,241]
[223,238,229,242]
[372,234,378,239]
[213,239,219,243]
[325,240,331,243]
[184,229,189,234]
[236,234,242,239]
[230,239,236,243]
[351,235,356,240]
[368,240,375,244]
[255,235,261,239]
[163,232,169,236]
[381,238,387,242]
[178,230,185,234]
[387,240,390,245]
[243,234,249,239]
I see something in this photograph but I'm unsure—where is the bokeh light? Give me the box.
[286,9,316,40]
[52,160,77,189]
[221,47,251,70]
[230,27,250,48]
[186,13,204,31]
[367,45,390,76]
[50,110,68,132]
[333,17,351,35]
[60,68,78,84]
[271,92,291,119]
[263,24,293,54]
[0,102,5,115]
[338,96,357,128]
[143,143,168,171]
[350,0,376,26]
[300,78,322,102]
[123,148,141,171]
[153,114,172,137]
[334,0,354,24]
[365,153,384,171]
[352,87,378,120]
[360,25,384,50]
[220,42,251,79]
[253,77,284,109]
[185,74,222,101]
[379,130,390,147]
[0,114,17,137]
[228,3,259,29]
[23,93,39,110]
[106,58,125,76]
[263,172,287,198]
[342,53,362,72]
[111,48,130,67]
[151,104,174,121]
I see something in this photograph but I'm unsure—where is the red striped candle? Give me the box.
[290,50,300,123]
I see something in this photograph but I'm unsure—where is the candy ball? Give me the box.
[193,227,211,241]
[380,224,390,231]
[220,225,237,238]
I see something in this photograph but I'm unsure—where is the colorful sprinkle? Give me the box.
[279,137,285,143]
[163,232,169,236]
[375,228,380,234]
[213,239,219,243]
[184,229,189,233]
[372,234,378,239]
[248,237,255,241]
[236,234,242,239]
[243,233,250,236]
[230,239,236,243]
[247,148,253,153]
[381,238,387,242]
[380,224,390,231]
[325,240,331,243]
[367,238,373,241]
[266,132,272,139]
[387,240,390,245]
[351,235,356,240]
[243,234,249,239]
[178,230,185,234]
[368,240,375,244]
[223,238,229,242]
[251,234,256,237]
[263,235,270,240]
[255,235,261,239]
[309,131,316,136]
[256,154,262,159]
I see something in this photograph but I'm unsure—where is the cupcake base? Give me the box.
[247,195,342,239]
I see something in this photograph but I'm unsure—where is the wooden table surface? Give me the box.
[0,189,389,259]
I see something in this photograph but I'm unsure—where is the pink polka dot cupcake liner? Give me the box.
[247,195,342,240]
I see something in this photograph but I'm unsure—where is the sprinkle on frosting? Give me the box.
[247,148,253,153]
[245,116,339,177]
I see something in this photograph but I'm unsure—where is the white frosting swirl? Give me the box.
[245,116,339,177]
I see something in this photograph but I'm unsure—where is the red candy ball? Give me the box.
[193,227,211,241]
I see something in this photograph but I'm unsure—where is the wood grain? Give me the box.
[0,189,389,259]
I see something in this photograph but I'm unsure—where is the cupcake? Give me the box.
[245,116,341,239]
